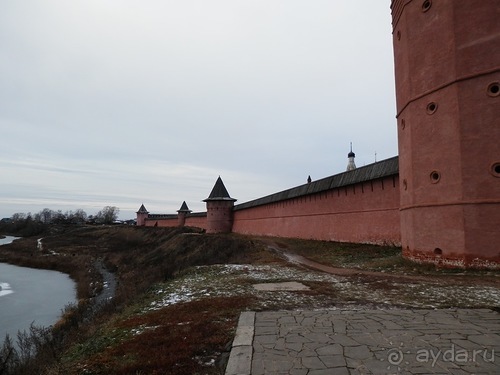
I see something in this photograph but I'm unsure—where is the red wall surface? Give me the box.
[232,176,401,246]
[206,201,235,234]
[144,218,178,227]
[392,0,500,267]
[185,215,207,230]
[145,215,208,230]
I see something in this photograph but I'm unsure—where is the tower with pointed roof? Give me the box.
[136,204,149,226]
[346,143,356,171]
[177,201,192,227]
[203,177,236,233]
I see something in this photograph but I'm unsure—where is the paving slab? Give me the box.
[226,308,500,374]
[226,312,255,375]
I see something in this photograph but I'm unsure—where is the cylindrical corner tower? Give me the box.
[204,177,236,234]
[177,201,192,227]
[391,0,500,267]
[136,204,149,226]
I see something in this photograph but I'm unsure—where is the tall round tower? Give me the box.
[391,0,500,267]
[203,177,237,234]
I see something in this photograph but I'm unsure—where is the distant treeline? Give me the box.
[0,206,120,236]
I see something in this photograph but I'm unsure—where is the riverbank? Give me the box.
[0,236,20,246]
[0,225,498,374]
[0,225,260,373]
[0,262,76,342]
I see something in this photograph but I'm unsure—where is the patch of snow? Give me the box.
[131,324,161,336]
[142,264,500,313]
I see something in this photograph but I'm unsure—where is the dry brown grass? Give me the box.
[263,237,401,268]
[65,296,255,375]
[260,236,499,278]
[2,226,497,374]
[0,226,264,374]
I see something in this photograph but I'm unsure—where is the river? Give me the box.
[0,236,77,342]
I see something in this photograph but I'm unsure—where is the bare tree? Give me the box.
[0,334,17,374]
[10,213,26,222]
[72,209,87,224]
[39,208,54,224]
[95,206,119,224]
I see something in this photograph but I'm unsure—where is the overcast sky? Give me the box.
[0,0,397,220]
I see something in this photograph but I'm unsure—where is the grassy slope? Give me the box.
[1,226,498,374]
[0,226,265,374]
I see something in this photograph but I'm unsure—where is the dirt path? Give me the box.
[264,242,499,287]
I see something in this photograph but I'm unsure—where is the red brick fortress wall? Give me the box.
[144,214,207,229]
[391,0,500,267]
[185,214,207,230]
[144,216,178,227]
[232,159,401,245]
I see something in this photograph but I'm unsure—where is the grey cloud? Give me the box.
[0,0,397,219]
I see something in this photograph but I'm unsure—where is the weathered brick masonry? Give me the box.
[232,158,400,245]
[391,0,500,268]
[137,1,499,269]
[139,158,400,245]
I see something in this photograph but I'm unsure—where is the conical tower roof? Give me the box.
[203,176,236,202]
[177,201,192,213]
[136,204,149,214]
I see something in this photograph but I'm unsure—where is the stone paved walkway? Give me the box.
[226,308,500,375]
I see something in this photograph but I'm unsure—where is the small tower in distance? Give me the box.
[136,204,149,226]
[203,177,237,234]
[346,143,356,171]
[177,201,192,227]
